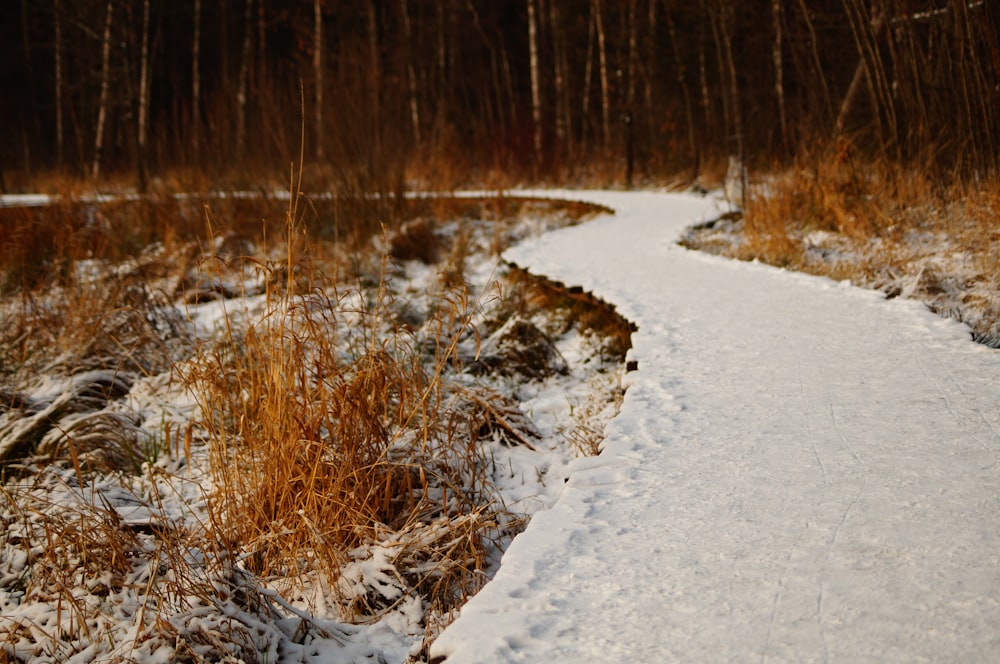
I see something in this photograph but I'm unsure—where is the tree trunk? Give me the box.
[528,0,543,166]
[665,8,699,176]
[581,4,594,152]
[366,0,382,171]
[314,0,324,160]
[549,0,569,164]
[192,0,201,158]
[772,0,788,154]
[795,0,834,127]
[54,0,63,168]
[625,0,638,186]
[137,0,151,192]
[236,0,253,160]
[594,0,610,150]
[719,0,745,203]
[92,1,114,181]
[401,0,421,145]
[836,1,888,140]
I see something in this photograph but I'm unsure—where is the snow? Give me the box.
[431,190,1000,662]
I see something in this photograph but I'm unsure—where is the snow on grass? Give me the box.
[0,195,625,662]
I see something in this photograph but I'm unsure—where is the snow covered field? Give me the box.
[433,191,1000,662]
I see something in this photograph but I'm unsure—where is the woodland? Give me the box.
[3,0,999,191]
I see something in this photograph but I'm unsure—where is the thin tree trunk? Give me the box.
[236,0,253,160]
[707,1,731,147]
[314,0,324,160]
[528,0,543,164]
[92,1,114,180]
[698,26,712,141]
[366,0,382,169]
[795,0,833,127]
[54,0,64,168]
[467,0,508,136]
[719,0,745,203]
[20,0,40,171]
[192,0,201,157]
[625,0,638,186]
[137,0,151,191]
[581,4,594,152]
[772,0,788,154]
[644,0,656,151]
[549,0,568,162]
[837,1,889,141]
[401,0,421,145]
[665,7,699,174]
[594,0,610,150]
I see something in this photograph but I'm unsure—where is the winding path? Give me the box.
[431,191,1000,662]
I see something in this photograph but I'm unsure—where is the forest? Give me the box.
[3,0,999,192]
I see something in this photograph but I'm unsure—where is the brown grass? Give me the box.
[0,185,626,660]
[178,191,509,620]
[682,143,1000,345]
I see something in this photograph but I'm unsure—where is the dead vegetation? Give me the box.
[682,144,1000,347]
[0,188,625,662]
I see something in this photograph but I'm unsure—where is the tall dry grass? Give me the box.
[178,188,512,620]
[683,141,1000,345]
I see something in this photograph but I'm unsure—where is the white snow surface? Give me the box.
[431,190,1000,662]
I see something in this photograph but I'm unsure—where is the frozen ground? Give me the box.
[432,191,1000,662]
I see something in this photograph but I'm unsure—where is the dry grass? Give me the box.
[682,143,1000,345]
[0,184,626,661]
[174,187,516,621]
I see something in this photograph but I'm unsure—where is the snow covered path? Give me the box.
[432,191,1000,662]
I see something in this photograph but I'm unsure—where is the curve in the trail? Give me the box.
[431,190,1000,663]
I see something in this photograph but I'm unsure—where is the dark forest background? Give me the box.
[2,0,998,191]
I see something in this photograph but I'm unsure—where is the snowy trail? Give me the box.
[432,191,1000,662]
